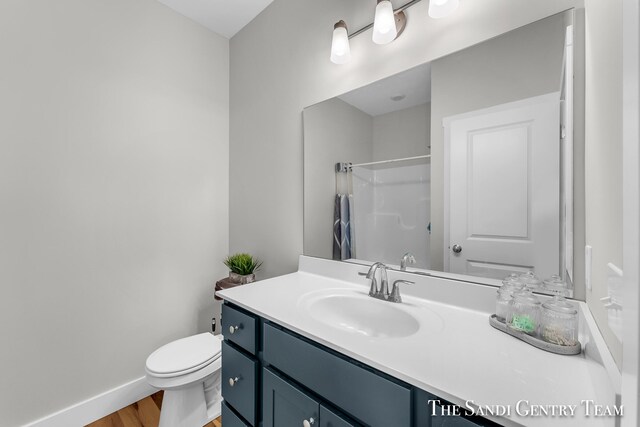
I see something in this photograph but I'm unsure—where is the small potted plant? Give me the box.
[224,253,263,284]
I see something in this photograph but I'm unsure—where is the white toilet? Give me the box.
[145,332,222,427]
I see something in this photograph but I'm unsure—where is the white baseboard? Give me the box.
[23,377,156,427]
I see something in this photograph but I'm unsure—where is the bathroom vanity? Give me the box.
[217,257,619,427]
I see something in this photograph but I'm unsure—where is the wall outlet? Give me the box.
[585,245,592,291]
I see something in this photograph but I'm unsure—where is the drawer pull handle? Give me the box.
[229,325,241,334]
[303,417,315,427]
[228,376,241,387]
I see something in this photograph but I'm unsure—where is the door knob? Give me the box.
[452,244,462,254]
[229,376,240,387]
[303,418,315,427]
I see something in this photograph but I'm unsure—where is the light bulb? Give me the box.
[330,20,351,64]
[372,0,397,45]
[428,0,459,19]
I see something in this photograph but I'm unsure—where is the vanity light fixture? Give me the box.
[372,0,398,44]
[330,0,459,64]
[428,0,459,19]
[330,20,351,64]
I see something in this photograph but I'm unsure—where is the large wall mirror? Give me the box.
[303,9,584,298]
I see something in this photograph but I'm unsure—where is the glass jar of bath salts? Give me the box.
[507,289,541,335]
[495,288,513,323]
[540,297,579,346]
[495,276,524,323]
[519,271,543,290]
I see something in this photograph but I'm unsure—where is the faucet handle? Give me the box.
[392,279,414,287]
[390,280,414,303]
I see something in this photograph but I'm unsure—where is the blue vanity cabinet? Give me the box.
[221,304,260,426]
[221,301,498,427]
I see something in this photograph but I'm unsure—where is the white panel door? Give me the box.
[445,93,560,279]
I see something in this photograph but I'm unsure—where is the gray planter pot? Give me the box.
[229,272,256,284]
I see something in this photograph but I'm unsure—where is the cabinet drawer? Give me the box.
[222,402,250,427]
[222,303,258,355]
[263,323,411,427]
[222,341,258,426]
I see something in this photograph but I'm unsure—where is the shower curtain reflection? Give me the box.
[333,165,355,260]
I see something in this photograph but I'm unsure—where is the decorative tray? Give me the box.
[489,314,582,356]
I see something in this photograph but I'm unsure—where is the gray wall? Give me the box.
[303,98,373,259]
[0,1,229,425]
[428,12,577,276]
[230,0,582,280]
[584,0,623,366]
[372,103,431,161]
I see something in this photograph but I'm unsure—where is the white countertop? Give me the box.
[217,257,620,427]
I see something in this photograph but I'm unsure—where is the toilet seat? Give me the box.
[146,332,222,378]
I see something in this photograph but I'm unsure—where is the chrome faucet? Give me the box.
[360,262,388,298]
[400,252,416,271]
[359,262,413,303]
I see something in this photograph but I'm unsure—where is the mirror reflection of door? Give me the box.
[444,93,560,280]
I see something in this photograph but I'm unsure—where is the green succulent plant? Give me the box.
[223,253,263,275]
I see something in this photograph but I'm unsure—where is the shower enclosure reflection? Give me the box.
[334,157,431,270]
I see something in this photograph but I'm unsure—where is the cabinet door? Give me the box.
[263,368,319,427]
[320,405,359,427]
[222,402,250,427]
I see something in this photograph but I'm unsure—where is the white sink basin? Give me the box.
[299,289,422,338]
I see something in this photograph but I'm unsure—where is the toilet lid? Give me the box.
[146,333,221,376]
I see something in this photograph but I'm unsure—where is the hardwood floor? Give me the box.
[85,391,222,427]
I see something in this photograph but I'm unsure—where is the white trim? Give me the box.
[443,122,451,272]
[22,377,155,427]
[622,0,640,425]
[561,23,575,284]
[441,92,561,127]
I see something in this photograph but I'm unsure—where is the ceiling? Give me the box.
[157,0,274,39]
[339,62,432,117]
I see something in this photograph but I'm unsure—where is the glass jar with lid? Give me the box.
[519,271,542,290]
[507,289,541,335]
[540,295,579,346]
[502,273,524,288]
[495,288,513,323]
[495,274,525,323]
[542,274,570,298]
